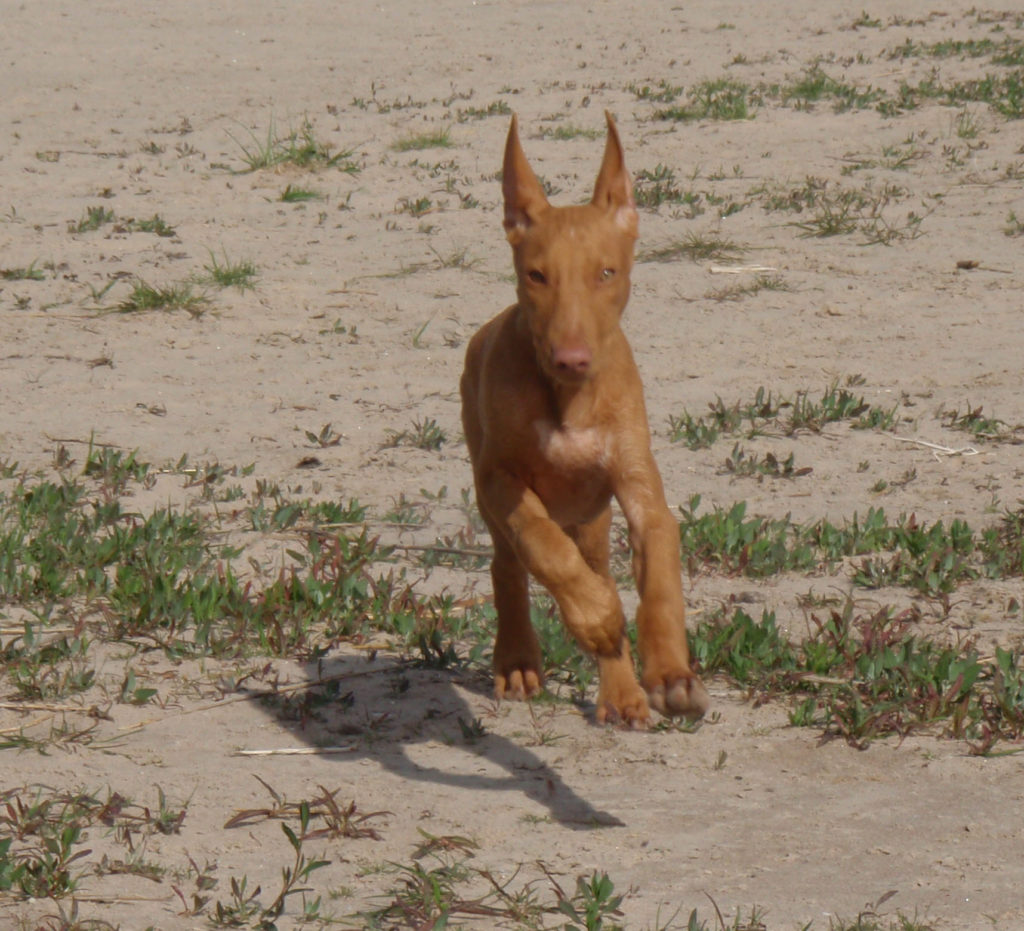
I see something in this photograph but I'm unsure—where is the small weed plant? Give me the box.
[203,250,258,291]
[392,127,453,152]
[116,278,209,316]
[655,78,756,121]
[69,205,115,233]
[0,261,45,281]
[384,417,448,451]
[637,232,745,264]
[669,380,898,448]
[230,117,359,173]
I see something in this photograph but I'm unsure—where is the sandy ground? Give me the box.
[2,1,1024,928]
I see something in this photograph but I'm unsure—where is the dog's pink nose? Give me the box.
[552,344,592,376]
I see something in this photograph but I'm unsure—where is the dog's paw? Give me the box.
[493,631,543,702]
[595,688,651,729]
[494,665,543,702]
[595,651,650,728]
[644,672,710,720]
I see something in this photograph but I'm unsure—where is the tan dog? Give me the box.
[460,112,709,727]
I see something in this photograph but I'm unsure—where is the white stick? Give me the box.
[709,264,778,275]
[890,436,979,457]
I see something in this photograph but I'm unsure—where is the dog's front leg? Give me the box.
[479,470,627,659]
[488,533,543,699]
[617,457,711,719]
[571,511,653,727]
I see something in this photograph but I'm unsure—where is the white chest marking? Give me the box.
[533,420,610,472]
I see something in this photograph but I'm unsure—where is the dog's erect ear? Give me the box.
[502,115,550,242]
[591,111,638,238]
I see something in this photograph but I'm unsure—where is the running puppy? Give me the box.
[460,113,709,726]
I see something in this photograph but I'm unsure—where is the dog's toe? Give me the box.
[495,667,543,701]
[596,700,650,729]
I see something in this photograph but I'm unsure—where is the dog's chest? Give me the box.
[528,420,613,524]
[533,420,610,474]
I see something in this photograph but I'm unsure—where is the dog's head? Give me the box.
[502,113,638,386]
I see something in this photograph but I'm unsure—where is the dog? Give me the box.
[460,112,709,727]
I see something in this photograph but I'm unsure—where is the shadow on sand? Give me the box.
[247,649,623,830]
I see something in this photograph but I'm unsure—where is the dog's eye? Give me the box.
[527,269,547,285]
[600,267,616,282]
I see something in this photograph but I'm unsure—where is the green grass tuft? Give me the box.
[117,278,210,316]
[637,232,745,263]
[230,117,359,172]
[0,261,45,281]
[655,78,755,121]
[392,126,453,152]
[203,251,259,291]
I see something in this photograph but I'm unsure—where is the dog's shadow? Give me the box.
[251,651,623,829]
